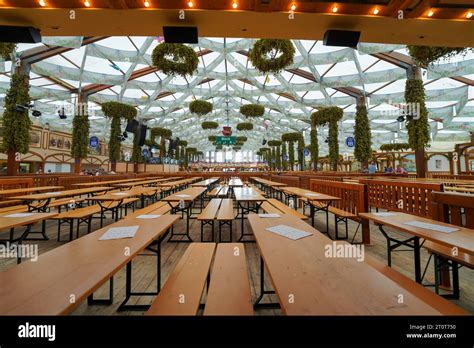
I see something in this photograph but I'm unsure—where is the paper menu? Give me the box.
[175,194,191,198]
[3,213,34,218]
[136,214,161,219]
[372,212,399,217]
[403,221,459,233]
[99,226,139,240]
[305,193,320,197]
[112,192,128,196]
[258,214,280,218]
[265,224,313,240]
[45,192,61,195]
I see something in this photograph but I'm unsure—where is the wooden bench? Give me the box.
[146,243,216,316]
[197,199,221,242]
[0,199,23,208]
[51,205,102,241]
[216,199,235,243]
[47,197,86,212]
[204,243,253,315]
[0,204,29,214]
[262,198,307,220]
[424,191,474,299]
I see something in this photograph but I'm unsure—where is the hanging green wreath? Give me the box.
[151,127,172,139]
[236,136,247,142]
[407,45,473,68]
[152,43,198,77]
[208,135,217,142]
[249,39,295,74]
[312,106,343,171]
[405,79,430,151]
[202,121,219,130]
[354,103,372,163]
[240,104,265,117]
[237,122,253,131]
[380,143,411,152]
[189,100,213,115]
[0,42,16,60]
[0,74,31,154]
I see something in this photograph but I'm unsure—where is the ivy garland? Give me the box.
[189,100,213,115]
[312,107,343,171]
[236,122,253,131]
[71,112,90,159]
[236,136,247,142]
[151,43,199,77]
[282,132,300,169]
[407,45,473,68]
[281,141,288,170]
[0,42,16,60]
[354,103,372,164]
[131,130,143,163]
[233,146,241,151]
[178,140,188,147]
[267,140,281,147]
[202,121,219,130]
[215,145,223,150]
[1,74,31,154]
[309,124,318,171]
[101,101,137,163]
[151,127,172,139]
[380,143,411,152]
[297,134,305,170]
[208,135,217,142]
[249,39,295,74]
[240,104,265,117]
[275,143,281,170]
[405,79,430,151]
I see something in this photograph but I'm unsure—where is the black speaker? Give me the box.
[0,26,42,43]
[323,30,360,48]
[125,119,139,133]
[163,26,198,44]
[137,125,147,146]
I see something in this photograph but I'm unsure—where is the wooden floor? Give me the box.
[1,200,473,315]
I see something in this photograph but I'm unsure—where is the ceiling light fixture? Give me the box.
[467,11,473,19]
[84,0,91,7]
[332,5,338,13]
[290,3,296,11]
[144,0,150,7]
[188,1,193,8]
[39,0,46,7]
[427,10,434,17]
[232,1,238,9]
[373,8,379,15]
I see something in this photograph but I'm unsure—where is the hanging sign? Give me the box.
[89,136,99,148]
[345,136,355,148]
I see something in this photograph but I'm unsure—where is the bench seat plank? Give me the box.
[197,199,222,221]
[267,198,307,220]
[423,240,474,268]
[216,199,234,221]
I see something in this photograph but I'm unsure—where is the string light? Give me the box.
[232,1,238,9]
[373,8,379,15]
[332,5,338,13]
[144,0,150,7]
[39,0,46,7]
[427,10,434,17]
[188,1,193,8]
[290,3,296,11]
[84,0,91,7]
[467,11,473,19]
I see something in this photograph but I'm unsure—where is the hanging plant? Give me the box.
[151,43,199,77]
[151,127,172,139]
[267,140,281,147]
[178,140,188,147]
[189,100,213,115]
[71,112,90,159]
[208,135,217,142]
[275,143,281,169]
[281,141,288,170]
[407,45,473,68]
[249,39,295,74]
[237,122,253,131]
[202,121,219,130]
[0,42,16,60]
[281,132,300,142]
[282,132,300,169]
[233,146,241,151]
[405,79,430,151]
[131,131,143,163]
[236,136,247,142]
[236,141,244,146]
[309,124,318,171]
[312,106,343,171]
[215,145,223,150]
[0,74,31,154]
[297,134,305,170]
[354,103,372,164]
[186,147,197,154]
[380,143,411,152]
[240,104,265,117]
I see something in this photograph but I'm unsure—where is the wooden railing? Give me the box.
[358,179,443,217]
[431,191,474,228]
[269,174,300,187]
[432,174,474,180]
[58,174,134,189]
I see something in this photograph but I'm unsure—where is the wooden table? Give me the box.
[15,187,111,212]
[247,213,464,315]
[281,187,341,232]
[251,177,288,197]
[190,178,220,188]
[359,212,474,283]
[73,178,144,188]
[112,177,174,190]
[0,186,63,198]
[233,187,266,242]
[443,186,474,194]
[0,214,179,314]
[0,212,58,262]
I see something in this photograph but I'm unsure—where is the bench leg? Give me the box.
[253,256,279,309]
[87,277,114,306]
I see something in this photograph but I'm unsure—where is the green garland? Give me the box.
[178,140,188,147]
[354,103,372,163]
[202,121,219,130]
[1,74,31,154]
[236,136,247,142]
[281,132,300,142]
[151,43,198,77]
[240,104,265,117]
[275,144,281,169]
[312,107,343,170]
[208,135,217,142]
[108,116,122,162]
[259,147,271,164]
[189,100,213,115]
[249,39,295,74]
[0,42,16,60]
[233,146,241,151]
[281,141,288,170]
[267,140,281,147]
[297,134,305,170]
[215,145,223,150]
[282,132,300,169]
[237,122,253,131]
[71,113,90,159]
[236,141,244,146]
[151,127,172,139]
[380,143,411,152]
[131,130,143,163]
[309,124,318,170]
[407,45,472,68]
[405,79,430,151]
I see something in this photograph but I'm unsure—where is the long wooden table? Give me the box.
[233,187,266,242]
[0,214,179,314]
[0,186,64,198]
[162,186,207,242]
[73,178,144,188]
[190,177,220,188]
[112,177,182,189]
[248,213,466,315]
[251,177,288,197]
[359,212,474,284]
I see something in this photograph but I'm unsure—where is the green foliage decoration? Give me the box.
[236,122,253,131]
[151,43,199,77]
[297,133,305,170]
[407,45,473,68]
[281,141,288,170]
[249,39,295,74]
[0,42,15,60]
[405,79,430,151]
[71,112,90,159]
[354,103,372,163]
[208,135,217,142]
[309,124,318,170]
[201,121,219,130]
[380,143,411,152]
[240,104,265,117]
[236,136,247,142]
[189,100,213,115]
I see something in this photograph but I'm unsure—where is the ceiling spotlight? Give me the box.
[397,115,405,123]
[332,5,338,13]
[290,3,296,11]
[84,0,91,7]
[188,1,193,8]
[373,8,379,15]
[39,0,46,7]
[232,1,238,9]
[32,110,42,117]
[467,11,473,19]
[427,10,434,17]
[144,0,150,7]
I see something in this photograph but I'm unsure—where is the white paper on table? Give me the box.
[136,214,161,219]
[3,213,34,218]
[258,213,280,218]
[373,212,399,217]
[265,224,313,240]
[112,192,128,196]
[403,221,459,233]
[305,193,320,197]
[175,194,191,198]
[45,192,61,195]
[99,226,139,240]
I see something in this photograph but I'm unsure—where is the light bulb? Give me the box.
[332,5,338,13]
